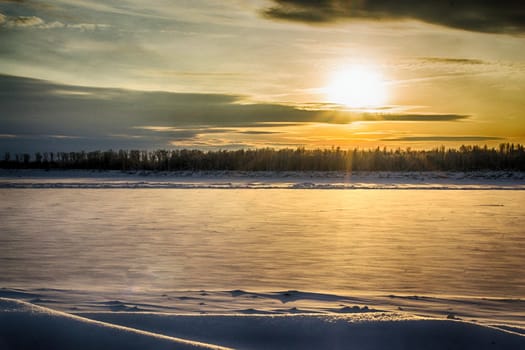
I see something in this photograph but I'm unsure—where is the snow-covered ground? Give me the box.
[1,169,524,189]
[1,288,525,349]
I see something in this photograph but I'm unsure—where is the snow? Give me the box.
[0,298,229,350]
[0,288,525,350]
[1,296,524,350]
[0,169,524,189]
[2,169,525,348]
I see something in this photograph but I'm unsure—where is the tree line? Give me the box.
[1,144,524,172]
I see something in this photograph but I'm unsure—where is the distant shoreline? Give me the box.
[2,145,524,172]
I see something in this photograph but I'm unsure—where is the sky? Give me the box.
[0,0,524,152]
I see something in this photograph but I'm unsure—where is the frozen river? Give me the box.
[1,186,524,299]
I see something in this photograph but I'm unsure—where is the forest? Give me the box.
[1,144,524,172]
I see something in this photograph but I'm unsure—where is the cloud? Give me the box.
[0,74,317,151]
[364,113,469,122]
[0,11,109,30]
[134,126,236,142]
[0,74,472,129]
[381,136,503,142]
[417,57,486,65]
[133,126,282,142]
[238,130,282,135]
[0,14,44,28]
[67,23,111,30]
[236,122,303,128]
[0,74,475,151]
[263,0,525,34]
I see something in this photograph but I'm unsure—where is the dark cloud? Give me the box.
[0,74,473,152]
[0,1,28,3]
[0,74,318,151]
[0,74,330,130]
[382,136,503,142]
[418,57,486,65]
[263,0,525,34]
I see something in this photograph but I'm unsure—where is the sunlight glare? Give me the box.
[325,65,387,108]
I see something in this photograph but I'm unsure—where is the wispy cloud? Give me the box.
[382,136,503,142]
[238,130,282,135]
[417,57,487,65]
[47,134,84,139]
[142,70,245,78]
[0,11,109,30]
[50,0,172,21]
[366,114,469,122]
[0,13,43,27]
[134,126,282,142]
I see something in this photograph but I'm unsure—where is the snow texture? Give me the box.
[1,297,524,350]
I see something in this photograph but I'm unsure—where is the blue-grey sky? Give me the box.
[1,0,524,152]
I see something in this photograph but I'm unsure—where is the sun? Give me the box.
[325,65,388,108]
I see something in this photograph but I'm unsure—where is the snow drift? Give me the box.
[1,297,525,350]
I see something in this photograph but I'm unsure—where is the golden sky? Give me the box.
[0,0,524,151]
